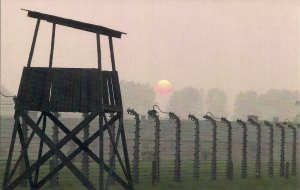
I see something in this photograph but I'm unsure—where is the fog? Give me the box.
[1,0,299,113]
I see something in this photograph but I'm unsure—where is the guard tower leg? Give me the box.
[2,122,18,189]
[118,113,134,189]
[99,114,104,190]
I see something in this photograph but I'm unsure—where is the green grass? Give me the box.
[26,176,299,190]
[1,161,299,190]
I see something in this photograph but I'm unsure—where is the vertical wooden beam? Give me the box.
[97,34,102,70]
[16,115,34,189]
[34,114,47,185]
[27,19,41,67]
[99,114,104,190]
[2,120,18,189]
[109,36,116,71]
[49,23,56,68]
[96,33,104,189]
[119,113,134,188]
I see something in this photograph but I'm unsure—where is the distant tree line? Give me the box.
[120,80,299,121]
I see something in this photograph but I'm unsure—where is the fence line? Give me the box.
[0,107,298,189]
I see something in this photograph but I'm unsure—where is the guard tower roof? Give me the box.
[22,9,126,38]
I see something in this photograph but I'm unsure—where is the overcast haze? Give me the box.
[1,0,299,109]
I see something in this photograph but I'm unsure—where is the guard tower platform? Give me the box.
[2,10,133,190]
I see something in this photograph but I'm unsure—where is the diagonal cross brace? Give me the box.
[15,116,35,189]
[6,113,44,184]
[36,128,130,189]
[44,112,131,189]
[7,111,98,190]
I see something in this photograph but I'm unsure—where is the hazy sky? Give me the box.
[1,0,299,103]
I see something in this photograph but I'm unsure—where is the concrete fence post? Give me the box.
[188,114,200,179]
[237,119,247,178]
[221,117,233,180]
[127,108,141,183]
[203,114,217,180]
[248,115,261,179]
[148,109,160,183]
[169,112,181,182]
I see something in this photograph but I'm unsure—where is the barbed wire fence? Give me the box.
[0,102,299,189]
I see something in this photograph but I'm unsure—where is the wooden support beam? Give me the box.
[49,23,56,68]
[34,114,47,184]
[109,36,116,71]
[15,115,34,189]
[7,112,98,190]
[96,34,102,70]
[25,10,125,38]
[2,121,18,189]
[18,112,97,190]
[7,113,44,183]
[27,19,40,67]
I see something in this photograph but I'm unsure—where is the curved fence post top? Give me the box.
[127,108,140,121]
[203,114,217,125]
[276,122,284,128]
[282,122,296,130]
[264,120,273,127]
[148,109,159,118]
[237,119,246,126]
[188,114,199,124]
[221,117,231,126]
[248,117,260,126]
[169,112,180,123]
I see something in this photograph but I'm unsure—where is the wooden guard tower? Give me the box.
[2,10,134,190]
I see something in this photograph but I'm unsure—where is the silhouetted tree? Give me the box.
[168,87,203,117]
[205,88,228,117]
[258,89,299,120]
[120,80,156,115]
[232,91,261,120]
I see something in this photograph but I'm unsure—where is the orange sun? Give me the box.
[155,80,173,96]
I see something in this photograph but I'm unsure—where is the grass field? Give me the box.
[1,161,299,190]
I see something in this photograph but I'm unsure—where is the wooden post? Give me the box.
[49,23,56,68]
[20,114,28,187]
[109,36,116,71]
[27,19,41,67]
[96,33,104,189]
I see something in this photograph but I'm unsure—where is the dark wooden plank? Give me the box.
[16,67,30,110]
[72,69,81,112]
[26,10,126,38]
[41,69,53,111]
[29,68,46,111]
[107,76,116,106]
[16,68,118,112]
[80,69,88,113]
[102,76,109,106]
[111,71,122,108]
[64,69,74,111]
[94,70,103,111]
[16,68,43,110]
[87,70,97,112]
[49,69,67,111]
